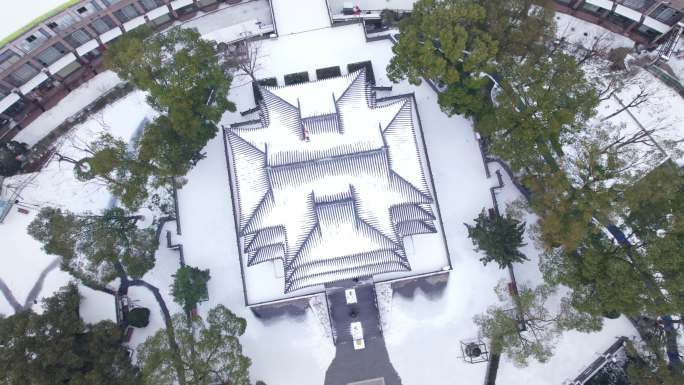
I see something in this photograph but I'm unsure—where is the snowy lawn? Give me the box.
[0,90,156,317]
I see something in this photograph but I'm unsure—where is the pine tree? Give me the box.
[137,305,252,385]
[0,284,141,385]
[387,0,499,118]
[171,265,210,314]
[28,207,158,289]
[466,209,528,268]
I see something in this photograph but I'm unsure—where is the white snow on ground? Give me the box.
[488,162,640,385]
[554,12,635,50]
[601,68,684,165]
[13,71,125,147]
[270,0,330,35]
[0,0,68,42]
[126,285,169,349]
[0,90,155,317]
[0,3,673,384]
[79,284,118,324]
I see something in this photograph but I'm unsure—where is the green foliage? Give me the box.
[541,163,684,318]
[0,284,141,385]
[28,207,158,286]
[171,265,210,313]
[129,307,151,328]
[484,50,599,174]
[77,133,153,210]
[388,0,497,116]
[474,281,602,366]
[137,305,251,385]
[0,140,28,177]
[623,340,684,385]
[466,209,527,268]
[99,26,237,210]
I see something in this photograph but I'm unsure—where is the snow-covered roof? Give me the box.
[225,70,440,294]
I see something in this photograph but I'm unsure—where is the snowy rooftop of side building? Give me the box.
[225,69,450,303]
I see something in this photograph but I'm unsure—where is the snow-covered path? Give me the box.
[271,0,330,35]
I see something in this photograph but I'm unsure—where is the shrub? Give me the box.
[347,61,375,84]
[316,66,342,80]
[128,307,150,328]
[284,71,310,85]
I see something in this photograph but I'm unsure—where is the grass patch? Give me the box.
[0,0,81,48]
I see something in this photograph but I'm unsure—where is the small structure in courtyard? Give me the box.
[224,69,450,305]
[460,339,490,364]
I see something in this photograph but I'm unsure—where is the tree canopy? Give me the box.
[171,265,210,313]
[542,163,684,318]
[105,26,234,151]
[93,26,237,211]
[28,207,158,288]
[137,305,252,385]
[474,281,602,366]
[0,284,141,385]
[466,209,528,269]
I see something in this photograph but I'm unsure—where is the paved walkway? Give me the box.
[324,280,402,385]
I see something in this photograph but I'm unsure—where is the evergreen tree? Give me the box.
[541,163,684,317]
[387,0,555,120]
[137,305,252,385]
[104,26,235,151]
[387,0,498,118]
[474,281,602,366]
[28,207,158,289]
[171,265,210,313]
[483,50,599,175]
[0,284,141,385]
[466,209,528,268]
[137,115,207,179]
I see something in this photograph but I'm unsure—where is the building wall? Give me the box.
[0,0,219,138]
[554,0,684,44]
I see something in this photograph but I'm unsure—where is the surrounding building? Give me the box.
[554,0,684,44]
[224,69,451,305]
[0,0,275,141]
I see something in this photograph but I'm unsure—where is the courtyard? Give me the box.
[2,0,682,384]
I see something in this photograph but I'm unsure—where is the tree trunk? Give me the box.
[130,279,188,385]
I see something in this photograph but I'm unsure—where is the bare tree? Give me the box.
[220,38,263,82]
[575,31,614,66]
[602,83,651,121]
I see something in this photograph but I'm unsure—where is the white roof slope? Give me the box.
[225,69,440,294]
